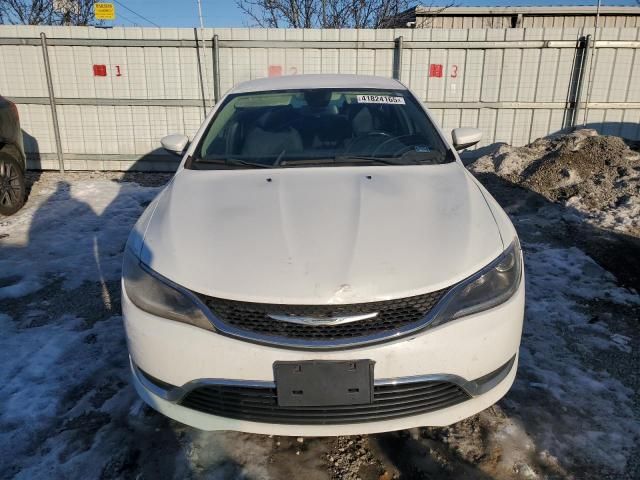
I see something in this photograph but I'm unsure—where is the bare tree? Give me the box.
[0,0,96,25]
[236,0,317,28]
[236,1,456,28]
[236,0,411,28]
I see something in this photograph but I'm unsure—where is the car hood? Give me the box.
[140,163,504,304]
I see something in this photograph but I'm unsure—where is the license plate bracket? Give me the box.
[274,360,374,407]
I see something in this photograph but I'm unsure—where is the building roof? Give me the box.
[231,74,404,94]
[415,5,640,15]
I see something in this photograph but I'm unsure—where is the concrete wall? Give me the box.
[1,25,639,171]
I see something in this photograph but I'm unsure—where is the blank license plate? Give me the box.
[274,360,374,407]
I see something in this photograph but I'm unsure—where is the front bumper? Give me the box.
[131,353,518,435]
[123,277,524,434]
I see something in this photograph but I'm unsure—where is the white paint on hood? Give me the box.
[141,163,503,304]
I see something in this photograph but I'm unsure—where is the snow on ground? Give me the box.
[567,194,640,235]
[0,179,158,299]
[0,313,134,479]
[0,171,638,479]
[511,244,639,470]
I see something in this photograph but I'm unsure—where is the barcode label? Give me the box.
[356,95,405,105]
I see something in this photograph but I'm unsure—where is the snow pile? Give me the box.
[469,129,640,236]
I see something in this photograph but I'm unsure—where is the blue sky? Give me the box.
[115,1,639,28]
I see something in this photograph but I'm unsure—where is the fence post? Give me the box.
[213,34,221,103]
[194,28,208,116]
[393,36,403,81]
[573,34,591,127]
[40,32,64,173]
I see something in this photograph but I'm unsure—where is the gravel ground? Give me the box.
[1,134,638,479]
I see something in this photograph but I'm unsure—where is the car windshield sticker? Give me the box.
[414,145,431,152]
[356,95,405,105]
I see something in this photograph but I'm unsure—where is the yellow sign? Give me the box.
[94,3,115,21]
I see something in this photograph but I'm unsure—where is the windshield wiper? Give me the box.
[278,156,420,167]
[226,158,273,168]
[193,157,273,169]
[279,158,335,167]
[334,155,419,165]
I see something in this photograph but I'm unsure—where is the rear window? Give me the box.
[190,88,452,169]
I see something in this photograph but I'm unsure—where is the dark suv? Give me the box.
[0,95,26,215]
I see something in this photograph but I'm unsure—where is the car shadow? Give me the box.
[21,128,42,202]
[0,154,182,477]
[370,430,497,479]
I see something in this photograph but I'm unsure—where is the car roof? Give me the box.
[229,74,405,94]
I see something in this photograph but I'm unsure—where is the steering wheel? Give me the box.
[344,131,393,154]
[371,134,425,157]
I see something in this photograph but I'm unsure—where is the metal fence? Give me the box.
[1,25,639,172]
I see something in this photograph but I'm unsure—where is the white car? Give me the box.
[122,74,524,436]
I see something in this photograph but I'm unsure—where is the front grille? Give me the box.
[200,289,448,344]
[180,380,470,425]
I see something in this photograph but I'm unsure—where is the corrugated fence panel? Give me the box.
[589,28,620,103]
[462,29,486,103]
[16,104,56,154]
[444,30,467,103]
[426,29,450,102]
[1,25,639,171]
[608,29,636,103]
[500,29,524,102]
[0,44,47,97]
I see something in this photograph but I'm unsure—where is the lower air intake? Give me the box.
[179,380,470,425]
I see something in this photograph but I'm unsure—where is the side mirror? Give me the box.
[452,128,482,151]
[160,133,189,155]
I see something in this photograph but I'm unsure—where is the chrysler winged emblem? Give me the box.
[267,312,379,326]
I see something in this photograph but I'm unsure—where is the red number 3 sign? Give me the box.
[450,65,458,78]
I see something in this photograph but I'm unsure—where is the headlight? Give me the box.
[431,239,522,327]
[122,248,214,331]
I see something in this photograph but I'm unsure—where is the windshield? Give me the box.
[190,88,452,169]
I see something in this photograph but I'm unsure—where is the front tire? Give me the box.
[0,152,26,216]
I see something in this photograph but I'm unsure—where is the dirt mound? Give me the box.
[470,129,640,236]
